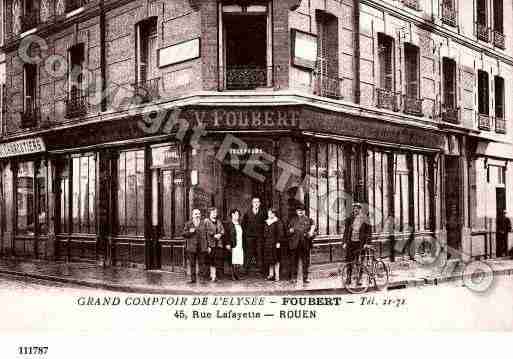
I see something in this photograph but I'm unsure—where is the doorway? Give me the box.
[445,157,461,257]
[222,163,273,219]
[496,187,507,258]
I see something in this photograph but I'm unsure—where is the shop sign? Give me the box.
[151,145,181,168]
[0,137,46,158]
[187,108,301,130]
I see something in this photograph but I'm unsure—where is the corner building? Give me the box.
[0,0,511,272]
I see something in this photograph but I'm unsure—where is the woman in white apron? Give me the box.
[225,209,244,280]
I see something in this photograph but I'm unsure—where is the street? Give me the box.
[0,273,511,333]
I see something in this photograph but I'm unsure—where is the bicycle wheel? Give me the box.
[373,260,389,290]
[342,262,373,294]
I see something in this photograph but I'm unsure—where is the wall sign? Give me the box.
[158,38,200,68]
[291,29,318,70]
[151,145,181,168]
[0,137,46,158]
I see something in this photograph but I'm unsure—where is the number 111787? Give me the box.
[18,346,48,355]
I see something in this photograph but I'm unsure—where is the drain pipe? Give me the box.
[353,0,360,104]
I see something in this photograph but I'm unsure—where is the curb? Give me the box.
[1,266,512,295]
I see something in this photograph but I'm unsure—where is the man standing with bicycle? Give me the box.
[343,202,371,285]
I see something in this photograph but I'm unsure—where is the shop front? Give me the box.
[0,104,447,271]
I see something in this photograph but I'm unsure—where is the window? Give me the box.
[57,160,70,233]
[441,0,457,26]
[161,170,185,238]
[16,160,47,236]
[404,44,422,115]
[314,11,340,99]
[22,63,38,127]
[21,0,39,32]
[495,76,506,133]
[221,4,271,90]
[493,0,505,48]
[309,142,349,236]
[413,154,432,231]
[117,149,145,236]
[377,34,396,110]
[367,149,391,234]
[477,0,489,41]
[478,70,489,115]
[134,17,159,102]
[442,58,458,122]
[66,43,87,118]
[394,153,411,233]
[66,0,86,13]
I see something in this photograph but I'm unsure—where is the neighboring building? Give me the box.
[0,0,511,272]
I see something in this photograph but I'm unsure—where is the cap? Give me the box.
[296,204,306,211]
[352,202,363,208]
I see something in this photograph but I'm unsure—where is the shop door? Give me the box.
[496,188,507,257]
[150,143,186,271]
[223,164,273,220]
[445,157,461,257]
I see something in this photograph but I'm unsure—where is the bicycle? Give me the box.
[339,245,390,294]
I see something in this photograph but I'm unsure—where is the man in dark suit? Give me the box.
[182,208,208,284]
[343,203,371,285]
[242,197,267,275]
[288,204,316,283]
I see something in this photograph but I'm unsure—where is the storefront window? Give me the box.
[72,154,96,233]
[394,153,410,232]
[413,154,432,231]
[16,161,46,235]
[309,142,348,236]
[118,149,145,236]
[367,149,391,234]
[1,163,13,236]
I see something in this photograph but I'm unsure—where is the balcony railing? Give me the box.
[495,117,506,133]
[441,105,459,124]
[401,0,419,10]
[223,66,273,90]
[65,91,89,118]
[66,0,88,12]
[493,30,505,49]
[21,9,40,32]
[476,23,490,42]
[313,73,342,99]
[403,95,423,116]
[478,113,491,130]
[441,4,457,27]
[132,77,161,103]
[376,88,398,111]
[21,104,40,128]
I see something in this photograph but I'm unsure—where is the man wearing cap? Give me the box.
[287,204,316,283]
[343,202,371,284]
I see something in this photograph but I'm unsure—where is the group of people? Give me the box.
[182,197,316,284]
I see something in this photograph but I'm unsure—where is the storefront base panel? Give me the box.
[159,240,185,271]
[54,236,98,262]
[112,238,146,267]
[11,237,48,259]
[469,232,497,259]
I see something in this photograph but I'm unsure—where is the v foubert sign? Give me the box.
[0,138,46,158]
[187,108,301,129]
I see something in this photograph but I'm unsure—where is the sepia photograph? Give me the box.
[0,0,512,353]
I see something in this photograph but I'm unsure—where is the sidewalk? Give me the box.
[0,256,512,295]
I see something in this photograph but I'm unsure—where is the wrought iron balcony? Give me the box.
[132,77,161,103]
[21,9,40,32]
[401,0,419,10]
[403,95,423,116]
[476,23,490,42]
[313,73,342,99]
[495,117,506,134]
[21,104,40,128]
[493,31,505,49]
[376,88,398,111]
[477,113,491,131]
[441,4,457,27]
[66,0,88,12]
[65,91,89,118]
[223,66,273,90]
[441,105,459,124]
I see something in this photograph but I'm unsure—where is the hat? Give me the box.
[296,204,306,211]
[352,202,363,208]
